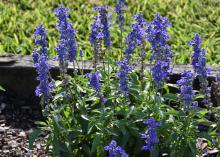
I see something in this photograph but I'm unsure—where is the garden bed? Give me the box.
[0,55,219,156]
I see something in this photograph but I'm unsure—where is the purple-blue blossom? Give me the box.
[115,0,126,31]
[33,25,53,105]
[104,140,128,157]
[141,117,161,151]
[54,5,77,62]
[116,60,133,96]
[34,24,48,55]
[86,72,107,103]
[94,6,112,48]
[32,49,39,64]
[125,12,147,61]
[34,55,53,104]
[89,15,104,52]
[177,71,198,110]
[146,13,173,88]
[189,34,212,106]
[189,33,202,72]
[55,39,67,64]
[88,71,102,92]
[151,61,169,89]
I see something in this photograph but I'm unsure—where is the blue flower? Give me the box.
[88,71,102,92]
[189,33,212,106]
[86,72,107,103]
[146,13,173,89]
[93,6,112,48]
[33,24,48,55]
[151,61,169,89]
[115,0,126,31]
[177,71,198,110]
[34,55,53,104]
[89,15,104,50]
[189,33,202,70]
[141,117,161,151]
[116,60,133,96]
[33,25,53,105]
[55,39,67,64]
[125,12,147,61]
[32,49,39,64]
[54,4,77,62]
[104,140,128,157]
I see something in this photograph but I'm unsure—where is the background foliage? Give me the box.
[0,0,220,64]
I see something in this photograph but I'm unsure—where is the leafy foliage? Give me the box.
[29,1,220,157]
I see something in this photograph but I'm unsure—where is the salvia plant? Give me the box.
[31,2,220,157]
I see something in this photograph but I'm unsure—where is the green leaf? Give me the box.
[81,114,89,121]
[54,80,63,87]
[163,93,178,102]
[91,134,101,153]
[53,93,64,101]
[34,121,47,126]
[0,85,5,91]
[195,94,205,99]
[29,129,42,149]
[166,83,179,89]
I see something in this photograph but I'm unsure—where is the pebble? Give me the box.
[18,131,26,137]
[0,101,49,156]
[36,143,41,149]
[3,150,9,154]
[1,103,6,110]
[8,140,18,148]
[0,127,5,134]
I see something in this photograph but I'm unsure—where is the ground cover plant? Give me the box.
[31,1,220,157]
[1,0,220,65]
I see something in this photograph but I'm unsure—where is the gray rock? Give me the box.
[3,150,10,154]
[18,131,26,138]
[8,140,18,148]
[0,127,5,134]
[0,103,6,110]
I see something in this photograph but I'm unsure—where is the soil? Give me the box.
[0,90,49,157]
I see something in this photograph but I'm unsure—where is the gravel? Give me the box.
[0,91,50,157]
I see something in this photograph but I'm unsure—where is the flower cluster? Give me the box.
[104,140,128,157]
[87,72,102,92]
[116,60,133,96]
[32,25,53,105]
[189,34,211,106]
[114,0,126,31]
[177,71,198,110]
[33,24,48,55]
[89,16,104,45]
[32,49,39,64]
[35,55,53,105]
[151,61,169,88]
[141,117,161,151]
[55,40,68,84]
[125,12,147,61]
[146,13,173,89]
[86,72,107,103]
[55,40,67,64]
[94,6,112,48]
[89,14,104,68]
[54,5,77,62]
